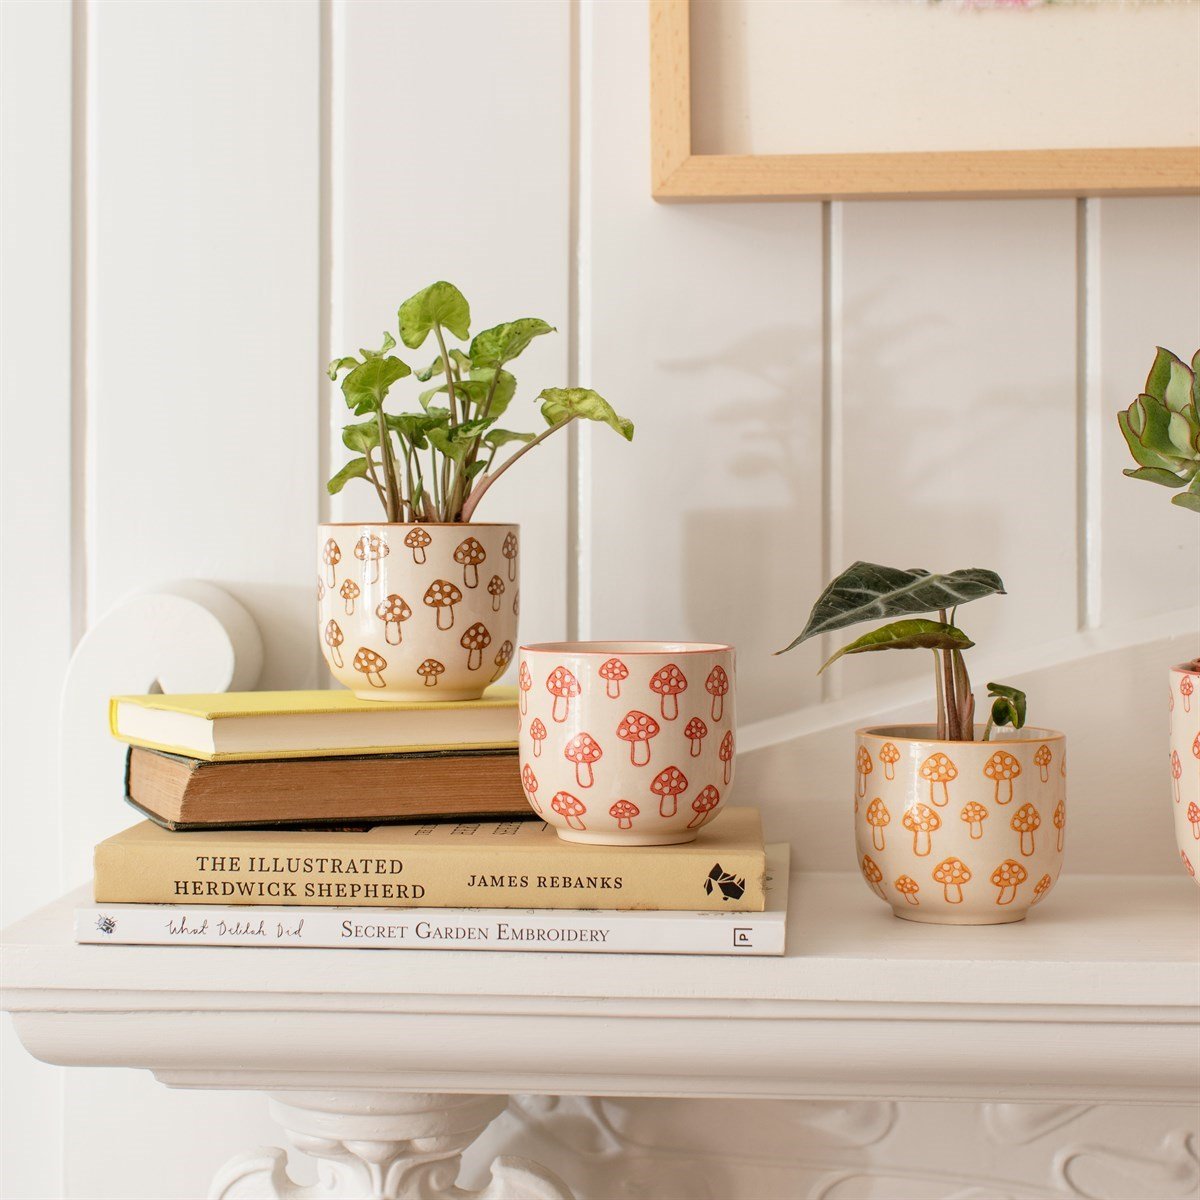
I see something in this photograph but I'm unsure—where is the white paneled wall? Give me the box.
[1,1,1197,1196]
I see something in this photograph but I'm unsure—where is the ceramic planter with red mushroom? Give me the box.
[519,642,736,845]
[780,562,1067,925]
[320,280,633,703]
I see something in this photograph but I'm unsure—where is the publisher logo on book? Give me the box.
[95,915,116,935]
[703,863,746,901]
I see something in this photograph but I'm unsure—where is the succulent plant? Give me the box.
[1118,347,1200,513]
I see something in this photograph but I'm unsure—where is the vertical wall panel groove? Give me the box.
[819,199,844,702]
[1077,197,1103,631]
[69,0,89,646]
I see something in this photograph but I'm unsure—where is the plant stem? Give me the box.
[933,651,946,740]
[460,418,571,522]
[432,325,458,518]
[373,408,401,521]
[363,454,387,510]
[938,610,959,740]
[952,649,975,741]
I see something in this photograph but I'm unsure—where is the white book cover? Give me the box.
[76,845,790,956]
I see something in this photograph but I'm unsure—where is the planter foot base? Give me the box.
[891,907,1028,926]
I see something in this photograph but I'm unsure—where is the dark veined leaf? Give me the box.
[818,619,974,674]
[985,682,1027,732]
[326,457,370,495]
[469,318,554,369]
[398,281,470,349]
[341,354,411,415]
[778,562,1006,653]
[538,388,634,440]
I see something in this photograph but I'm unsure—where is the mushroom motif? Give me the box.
[854,746,874,799]
[684,717,708,757]
[983,751,1022,804]
[1171,750,1182,804]
[865,797,891,851]
[339,578,360,615]
[719,730,734,785]
[902,802,941,856]
[323,619,345,668]
[861,854,886,900]
[317,577,326,603]
[705,666,730,721]
[1034,744,1053,783]
[352,646,387,689]
[423,579,462,630]
[1053,798,1066,851]
[354,533,389,585]
[609,799,640,831]
[960,800,988,840]
[919,752,958,806]
[1181,674,1194,712]
[487,575,506,611]
[546,666,582,723]
[550,791,587,831]
[502,531,519,580]
[1032,873,1053,904]
[617,710,660,766]
[1193,731,1200,761]
[650,765,689,818]
[453,537,487,588]
[991,858,1028,906]
[518,661,532,713]
[416,658,445,687]
[513,590,520,616]
[879,742,900,780]
[598,657,628,699]
[375,594,412,645]
[529,717,547,757]
[403,527,431,564]
[1188,802,1200,840]
[1183,850,1196,878]
[687,784,721,829]
[932,857,971,904]
[322,538,342,586]
[1010,803,1041,856]
[491,640,514,682]
[564,732,603,788]
[521,764,541,813]
[649,664,688,721]
[894,875,920,906]
[459,621,492,671]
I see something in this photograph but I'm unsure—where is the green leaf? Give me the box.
[538,388,634,440]
[341,354,411,414]
[1145,347,1184,404]
[777,562,1007,653]
[385,412,437,449]
[986,681,1027,731]
[1165,359,1194,414]
[469,319,554,369]
[1171,473,1200,513]
[326,457,370,495]
[414,349,471,381]
[1123,465,1187,488]
[1168,410,1196,456]
[327,355,359,381]
[485,428,536,449]
[398,281,470,349]
[469,367,516,416]
[818,619,974,674]
[1118,408,1177,472]
[359,331,396,359]
[341,420,380,454]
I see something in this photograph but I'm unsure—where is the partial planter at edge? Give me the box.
[317,522,519,701]
[1169,662,1200,886]
[855,725,1066,925]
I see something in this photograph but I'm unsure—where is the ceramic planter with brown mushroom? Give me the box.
[780,563,1066,926]
[319,281,633,701]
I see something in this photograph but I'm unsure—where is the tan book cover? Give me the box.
[93,807,766,912]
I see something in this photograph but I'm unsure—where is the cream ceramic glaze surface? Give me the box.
[1169,664,1200,886]
[519,642,736,845]
[317,523,518,701]
[855,725,1066,925]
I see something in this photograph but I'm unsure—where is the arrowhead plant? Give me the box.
[327,281,633,522]
[778,562,1028,742]
[1117,347,1200,513]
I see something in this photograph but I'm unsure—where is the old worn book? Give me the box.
[109,687,517,761]
[125,747,531,831]
[93,807,767,912]
[77,847,789,955]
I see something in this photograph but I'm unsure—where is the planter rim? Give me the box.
[858,723,1064,746]
[319,520,518,528]
[1170,660,1200,675]
[521,640,734,657]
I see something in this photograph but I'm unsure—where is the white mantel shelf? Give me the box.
[5,871,1198,1107]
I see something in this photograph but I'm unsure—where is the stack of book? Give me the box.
[80,689,788,956]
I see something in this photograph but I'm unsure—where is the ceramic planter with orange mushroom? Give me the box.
[780,562,1066,926]
[319,282,633,701]
[1116,346,1200,887]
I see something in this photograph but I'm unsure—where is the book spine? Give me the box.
[75,905,784,956]
[94,838,765,912]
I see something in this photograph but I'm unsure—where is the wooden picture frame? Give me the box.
[649,0,1200,201]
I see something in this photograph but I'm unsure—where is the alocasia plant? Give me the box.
[778,562,1028,742]
[327,281,633,522]
[1118,346,1200,513]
